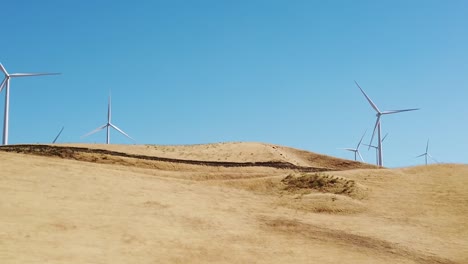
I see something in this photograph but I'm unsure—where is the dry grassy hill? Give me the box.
[0,143,467,263]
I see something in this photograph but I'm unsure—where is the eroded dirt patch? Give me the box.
[274,173,370,214]
[281,173,366,198]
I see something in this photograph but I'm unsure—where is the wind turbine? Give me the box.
[0,63,60,145]
[52,126,64,144]
[355,81,419,167]
[364,133,388,165]
[340,130,366,162]
[416,139,437,165]
[82,95,134,144]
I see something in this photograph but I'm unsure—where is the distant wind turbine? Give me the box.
[82,95,134,144]
[340,130,367,162]
[0,63,60,145]
[363,133,388,165]
[355,81,419,167]
[416,139,437,165]
[52,126,64,144]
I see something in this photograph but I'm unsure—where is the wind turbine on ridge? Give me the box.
[0,63,60,145]
[82,94,134,144]
[355,81,419,167]
[416,139,437,165]
[340,130,367,162]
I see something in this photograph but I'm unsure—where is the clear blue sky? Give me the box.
[1,0,467,167]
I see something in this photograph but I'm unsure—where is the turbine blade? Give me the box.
[382,133,388,142]
[356,130,367,149]
[428,154,438,163]
[342,148,356,152]
[338,148,355,151]
[52,126,65,143]
[10,72,61,77]
[81,124,107,138]
[369,116,380,149]
[355,81,381,113]
[415,153,426,158]
[108,94,111,123]
[357,151,365,162]
[426,139,429,153]
[381,108,419,115]
[110,123,134,141]
[0,78,6,93]
[362,143,377,149]
[0,63,8,75]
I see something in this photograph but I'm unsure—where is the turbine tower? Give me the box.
[355,81,419,167]
[82,95,134,144]
[416,139,437,165]
[0,63,60,145]
[364,133,388,165]
[340,130,366,162]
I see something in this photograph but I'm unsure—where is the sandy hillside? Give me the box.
[0,143,467,264]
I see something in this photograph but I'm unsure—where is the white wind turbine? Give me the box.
[82,95,134,144]
[355,81,419,167]
[0,63,60,145]
[364,133,388,165]
[340,131,367,162]
[416,139,437,165]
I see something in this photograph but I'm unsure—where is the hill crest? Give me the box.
[0,142,377,171]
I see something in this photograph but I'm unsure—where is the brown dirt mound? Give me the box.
[216,173,369,214]
[281,172,366,199]
[276,173,369,214]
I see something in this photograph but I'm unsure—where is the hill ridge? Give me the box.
[0,143,376,171]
